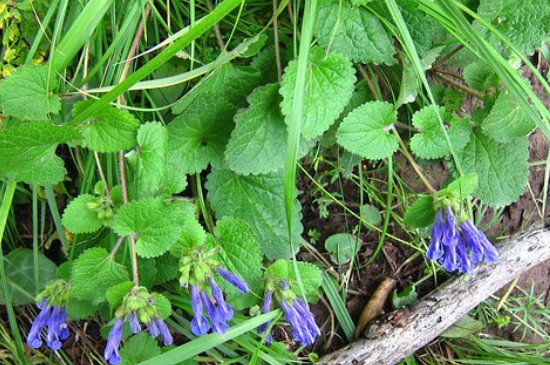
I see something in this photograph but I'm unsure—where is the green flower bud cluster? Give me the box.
[178,245,222,289]
[86,197,114,224]
[265,278,296,304]
[115,286,158,324]
[36,279,71,307]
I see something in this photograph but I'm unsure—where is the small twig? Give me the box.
[109,235,126,259]
[433,71,485,100]
[93,151,110,197]
[273,0,282,82]
[391,126,437,194]
[205,0,225,50]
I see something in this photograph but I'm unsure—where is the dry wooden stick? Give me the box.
[319,228,550,365]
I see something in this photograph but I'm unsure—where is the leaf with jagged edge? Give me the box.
[111,198,188,258]
[0,121,81,185]
[280,46,356,141]
[62,194,103,234]
[225,84,287,175]
[457,130,529,207]
[409,106,472,160]
[206,168,303,260]
[482,91,536,143]
[119,333,162,365]
[0,65,60,120]
[337,101,398,160]
[71,248,129,305]
[167,96,236,175]
[73,100,139,152]
[404,195,436,228]
[314,0,395,65]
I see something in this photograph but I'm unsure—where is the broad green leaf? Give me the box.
[71,248,129,304]
[167,97,236,175]
[73,100,140,152]
[0,122,81,185]
[314,0,395,64]
[404,195,436,228]
[153,254,180,285]
[206,168,303,260]
[66,298,96,320]
[280,46,356,140]
[128,122,168,198]
[457,130,529,207]
[225,84,287,175]
[463,62,499,92]
[170,216,207,256]
[395,1,440,57]
[476,0,550,56]
[153,293,172,319]
[409,106,472,160]
[481,91,536,143]
[324,233,356,264]
[106,281,135,309]
[172,64,261,114]
[360,204,382,228]
[0,249,57,305]
[337,101,398,160]
[62,194,103,234]
[444,173,479,200]
[112,198,187,258]
[214,217,263,294]
[441,315,485,338]
[265,260,322,302]
[0,64,60,120]
[120,333,162,365]
[136,258,158,288]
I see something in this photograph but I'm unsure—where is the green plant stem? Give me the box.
[44,186,69,251]
[32,185,40,294]
[195,174,214,234]
[391,126,437,194]
[434,71,485,100]
[0,180,27,364]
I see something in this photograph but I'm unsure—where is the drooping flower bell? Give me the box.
[179,246,249,336]
[257,280,320,346]
[104,287,173,365]
[27,280,71,350]
[427,206,498,273]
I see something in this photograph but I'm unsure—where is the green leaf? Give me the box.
[444,173,479,201]
[409,106,472,160]
[206,168,303,260]
[0,65,60,120]
[214,217,263,293]
[73,100,140,152]
[0,249,57,305]
[441,315,485,338]
[71,248,129,304]
[153,254,180,285]
[66,298,96,320]
[391,285,418,309]
[463,62,499,92]
[172,64,261,114]
[62,194,103,234]
[152,293,172,319]
[394,0,440,57]
[0,122,81,185]
[136,258,158,288]
[129,122,168,198]
[112,198,187,258]
[360,204,382,228]
[324,233,356,264]
[120,333,162,365]
[170,217,207,256]
[481,91,536,143]
[106,281,135,309]
[476,0,550,56]
[404,195,436,228]
[337,101,398,160]
[457,130,529,206]
[265,260,322,302]
[280,46,356,140]
[167,97,236,175]
[225,84,287,175]
[314,0,395,64]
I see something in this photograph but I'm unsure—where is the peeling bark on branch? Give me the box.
[320,228,550,365]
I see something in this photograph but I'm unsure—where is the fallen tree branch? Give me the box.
[320,228,550,365]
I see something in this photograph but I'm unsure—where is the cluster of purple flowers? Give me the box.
[258,281,320,346]
[427,206,498,273]
[104,312,173,365]
[27,298,69,350]
[190,267,249,336]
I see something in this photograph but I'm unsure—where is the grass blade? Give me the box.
[322,273,355,342]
